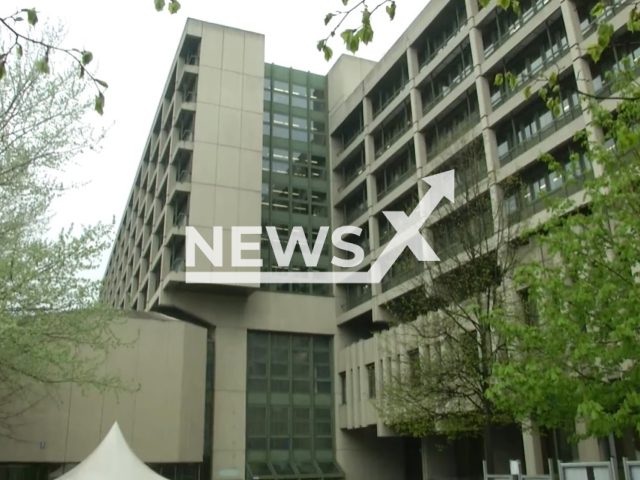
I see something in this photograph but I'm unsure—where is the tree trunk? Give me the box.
[484,422,495,473]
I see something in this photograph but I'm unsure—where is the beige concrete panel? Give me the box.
[216,145,241,189]
[237,190,261,227]
[194,103,220,144]
[240,111,263,152]
[212,449,246,480]
[214,186,240,227]
[189,184,216,226]
[98,329,140,445]
[63,383,104,460]
[222,28,245,74]
[200,23,224,69]
[241,74,264,114]
[197,66,222,106]
[218,107,242,149]
[212,392,246,452]
[130,321,181,461]
[0,316,208,464]
[0,384,72,462]
[243,32,265,77]
[209,228,235,275]
[179,325,207,460]
[220,70,243,110]
[184,18,204,38]
[192,141,219,185]
[188,225,215,274]
[238,148,262,193]
[165,290,336,334]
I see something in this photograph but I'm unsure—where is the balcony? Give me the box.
[498,103,583,166]
[374,100,413,159]
[422,63,473,115]
[371,60,410,119]
[491,38,570,111]
[344,286,372,311]
[426,112,480,161]
[345,202,368,225]
[377,167,415,201]
[381,261,422,293]
[417,0,468,72]
[483,0,552,59]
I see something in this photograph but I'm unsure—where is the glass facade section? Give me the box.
[246,332,343,480]
[262,64,331,296]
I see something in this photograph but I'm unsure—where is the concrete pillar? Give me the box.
[576,420,604,461]
[522,420,545,475]
[211,326,247,480]
[561,0,606,176]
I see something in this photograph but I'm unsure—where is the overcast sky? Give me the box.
[10,0,431,277]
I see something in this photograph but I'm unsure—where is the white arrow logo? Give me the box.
[185,170,455,284]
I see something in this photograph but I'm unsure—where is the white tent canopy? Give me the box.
[57,422,169,480]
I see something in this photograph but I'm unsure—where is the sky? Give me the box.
[9,0,431,277]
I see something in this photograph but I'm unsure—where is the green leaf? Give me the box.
[552,84,560,93]
[478,0,490,7]
[512,0,521,16]
[341,29,353,44]
[387,2,397,20]
[360,24,374,44]
[322,45,333,61]
[16,45,22,58]
[494,73,505,86]
[497,0,511,10]
[81,51,93,66]
[316,40,326,52]
[324,13,334,25]
[79,65,85,79]
[549,71,558,87]
[168,1,181,14]
[22,8,38,26]
[342,0,348,5]
[95,79,109,89]
[154,0,166,11]
[590,2,605,18]
[95,93,105,115]
[0,61,6,81]
[362,8,371,25]
[539,87,548,101]
[524,86,532,99]
[35,58,49,74]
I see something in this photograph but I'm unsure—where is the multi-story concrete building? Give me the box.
[2,0,640,478]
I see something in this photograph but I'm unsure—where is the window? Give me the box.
[274,80,289,93]
[292,130,308,142]
[366,364,376,398]
[273,126,289,139]
[273,92,289,105]
[273,113,289,126]
[246,332,338,471]
[292,116,308,129]
[292,84,307,97]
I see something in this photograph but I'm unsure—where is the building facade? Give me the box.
[2,0,640,478]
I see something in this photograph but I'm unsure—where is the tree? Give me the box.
[375,138,526,470]
[0,0,181,114]
[489,66,640,441]
[0,25,133,437]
